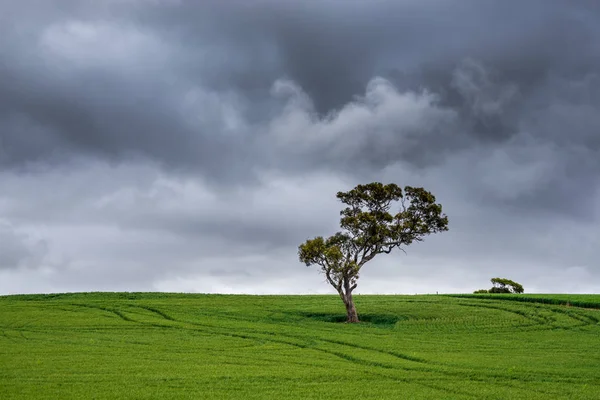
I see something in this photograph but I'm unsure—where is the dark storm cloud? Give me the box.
[0,42,253,181]
[0,0,599,294]
[2,1,599,179]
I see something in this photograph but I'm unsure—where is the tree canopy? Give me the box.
[474,278,525,294]
[298,182,448,322]
[490,277,524,294]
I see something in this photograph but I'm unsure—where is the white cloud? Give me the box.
[39,20,168,72]
[267,77,456,163]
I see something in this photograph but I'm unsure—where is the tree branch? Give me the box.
[324,268,342,293]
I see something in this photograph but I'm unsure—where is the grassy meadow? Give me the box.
[1,292,600,399]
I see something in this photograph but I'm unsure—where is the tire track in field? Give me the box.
[134,305,175,321]
[457,301,589,331]
[456,296,600,324]
[447,294,600,311]
[458,300,596,331]
[68,303,135,322]
[129,304,431,366]
[126,303,580,394]
[121,304,558,398]
[65,302,593,398]
[142,306,432,366]
[204,307,599,393]
[0,329,14,341]
[0,319,35,341]
[458,302,547,324]
[513,303,596,329]
[116,304,439,374]
[317,337,428,363]
[53,302,600,398]
[0,320,14,341]
[0,330,26,341]
[545,306,599,326]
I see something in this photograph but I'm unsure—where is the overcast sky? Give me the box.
[1,0,599,295]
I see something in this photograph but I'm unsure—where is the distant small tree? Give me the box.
[298,182,448,323]
[473,289,489,294]
[489,278,524,294]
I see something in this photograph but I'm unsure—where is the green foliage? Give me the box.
[489,286,511,293]
[490,277,524,294]
[335,184,449,251]
[1,292,600,399]
[473,278,524,294]
[299,183,448,321]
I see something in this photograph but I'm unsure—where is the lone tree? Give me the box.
[489,277,524,294]
[474,278,524,294]
[298,182,448,323]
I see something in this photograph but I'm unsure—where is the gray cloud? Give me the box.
[2,1,599,173]
[0,0,599,294]
[0,221,47,271]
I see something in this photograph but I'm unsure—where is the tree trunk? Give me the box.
[343,293,359,323]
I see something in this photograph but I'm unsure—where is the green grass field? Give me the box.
[1,293,600,399]
[448,293,600,309]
